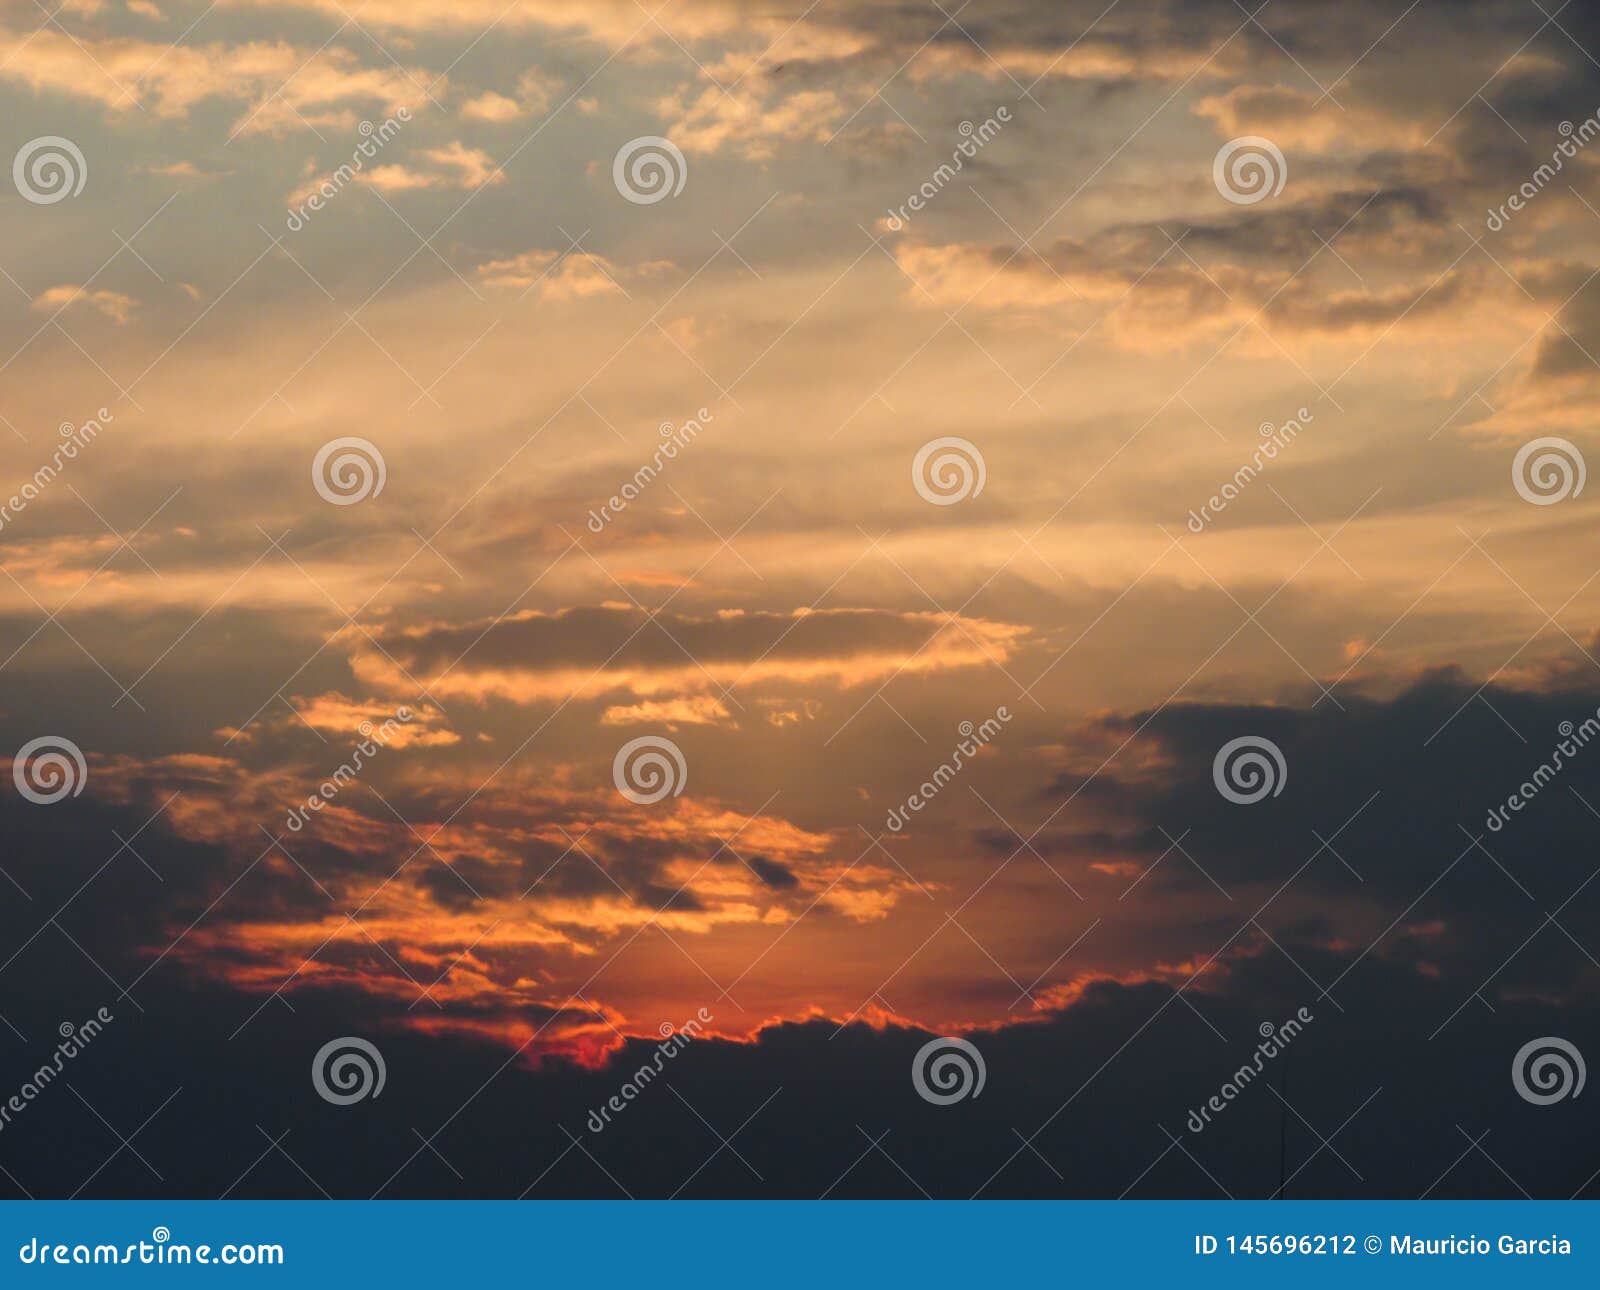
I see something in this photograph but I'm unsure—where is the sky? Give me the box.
[0,0,1597,1198]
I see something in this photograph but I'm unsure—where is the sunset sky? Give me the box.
[2,0,1598,1198]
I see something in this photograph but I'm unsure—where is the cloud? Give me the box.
[31,284,138,323]
[1019,666,1600,981]
[277,692,459,748]
[890,184,1521,353]
[1193,84,1429,153]
[347,605,1033,705]
[458,69,557,121]
[660,83,848,159]
[362,142,504,192]
[458,91,523,123]
[599,696,734,727]
[20,740,922,1050]
[0,26,432,133]
[0,844,1593,1197]
[474,249,673,298]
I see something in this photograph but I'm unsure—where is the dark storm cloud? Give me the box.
[0,915,1594,1199]
[372,605,1008,673]
[1022,668,1600,997]
[746,854,801,890]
